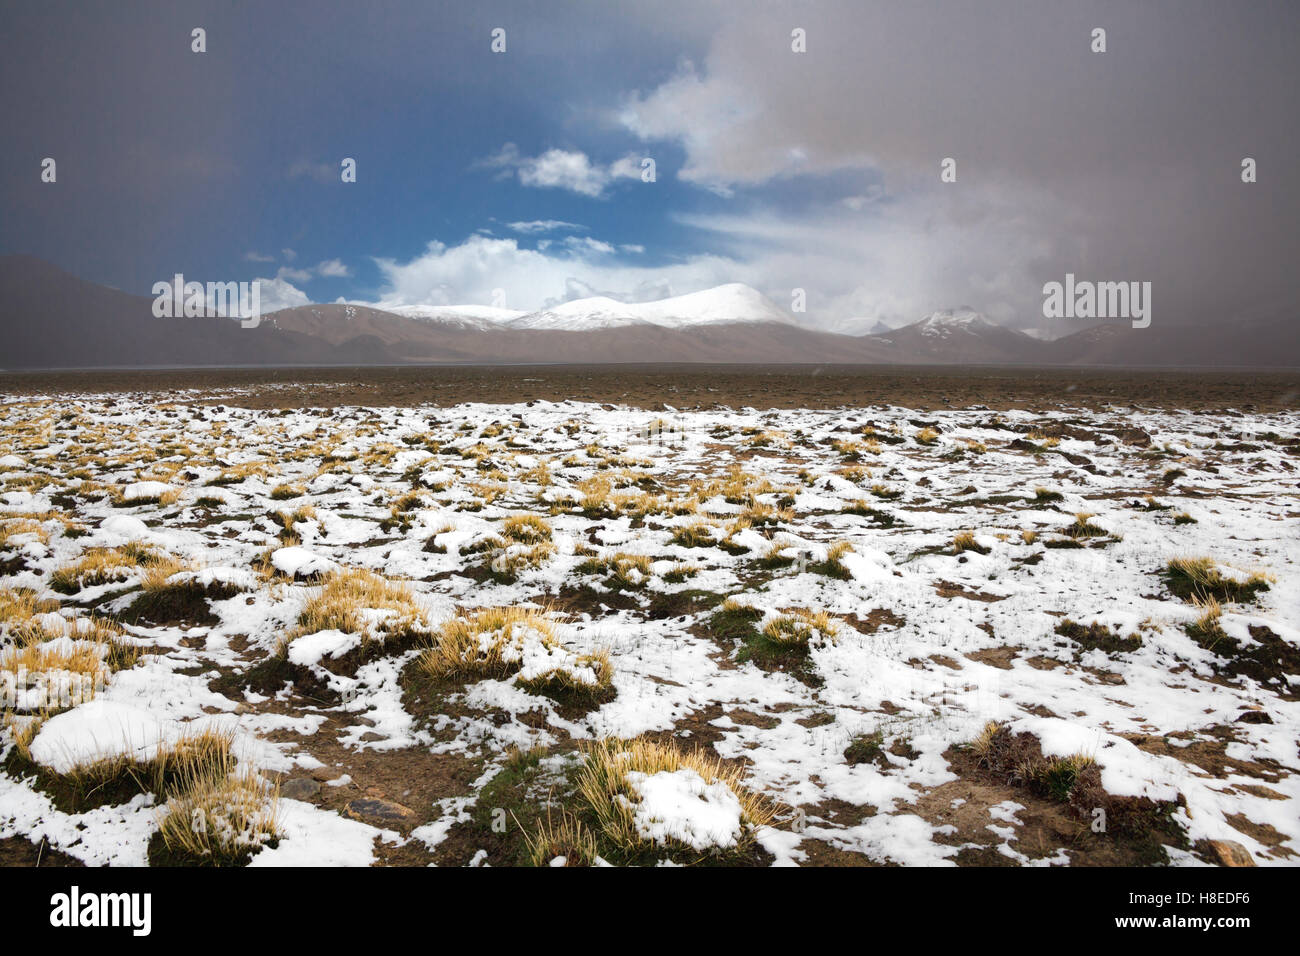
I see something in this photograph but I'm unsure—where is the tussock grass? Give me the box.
[1064,512,1108,539]
[663,562,700,583]
[1163,557,1272,604]
[1185,595,1229,651]
[0,587,59,624]
[206,462,276,487]
[759,609,839,646]
[575,737,774,860]
[869,483,902,501]
[709,598,764,643]
[27,725,239,815]
[500,513,552,545]
[971,721,1098,802]
[49,543,181,594]
[523,806,600,867]
[810,540,853,579]
[671,521,715,549]
[518,646,614,701]
[489,541,557,580]
[268,482,305,500]
[155,768,280,866]
[576,552,654,589]
[421,606,612,700]
[420,606,557,681]
[915,427,940,446]
[0,518,50,549]
[951,535,987,556]
[287,568,429,648]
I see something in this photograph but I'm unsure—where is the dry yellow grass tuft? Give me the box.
[420,607,611,697]
[420,606,558,680]
[760,608,840,646]
[155,768,280,865]
[500,513,552,544]
[952,531,990,555]
[523,806,600,867]
[50,543,184,595]
[575,737,775,858]
[286,568,429,648]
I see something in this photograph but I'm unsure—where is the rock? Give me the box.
[280,777,322,801]
[1205,840,1255,867]
[1235,709,1273,725]
[344,797,416,828]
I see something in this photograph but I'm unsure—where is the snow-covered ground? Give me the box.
[1,391,1296,866]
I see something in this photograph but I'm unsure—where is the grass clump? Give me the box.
[286,568,429,652]
[523,806,601,867]
[500,513,552,545]
[671,521,715,549]
[842,501,899,527]
[420,607,613,703]
[1054,619,1142,655]
[1162,557,1272,604]
[574,737,774,862]
[952,531,990,555]
[1064,512,1108,539]
[153,767,280,867]
[49,543,180,595]
[809,541,853,579]
[576,552,654,590]
[733,608,837,685]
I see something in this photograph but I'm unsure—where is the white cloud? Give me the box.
[314,258,350,278]
[276,265,313,283]
[370,234,739,312]
[480,144,647,198]
[252,274,310,313]
[505,219,586,235]
[243,251,275,263]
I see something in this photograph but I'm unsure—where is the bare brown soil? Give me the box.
[3,364,1297,412]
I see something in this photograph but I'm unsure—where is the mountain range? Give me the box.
[0,256,1295,369]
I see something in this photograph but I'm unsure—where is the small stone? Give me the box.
[280,777,322,801]
[344,797,417,828]
[1206,840,1256,867]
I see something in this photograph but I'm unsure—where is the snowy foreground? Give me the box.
[1,392,1297,867]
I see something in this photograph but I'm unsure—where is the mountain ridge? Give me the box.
[0,257,1295,370]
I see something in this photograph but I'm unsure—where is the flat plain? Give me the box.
[1,365,1296,866]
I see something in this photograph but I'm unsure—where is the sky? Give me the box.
[1,0,1297,334]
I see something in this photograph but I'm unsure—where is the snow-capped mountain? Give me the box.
[374,303,527,331]
[911,307,1002,338]
[507,283,792,331]
[870,307,1046,363]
